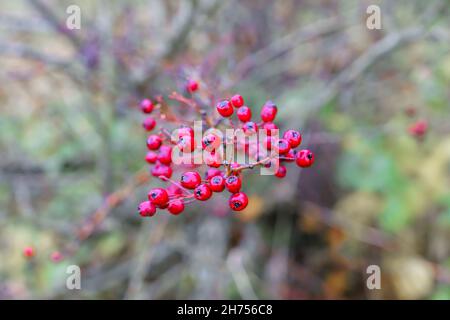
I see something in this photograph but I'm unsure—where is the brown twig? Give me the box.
[124,214,169,299]
[27,0,83,49]
[233,16,348,83]
[303,26,432,113]
[61,167,150,256]
[168,91,201,112]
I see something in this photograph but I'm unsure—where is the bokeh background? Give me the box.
[1,0,450,299]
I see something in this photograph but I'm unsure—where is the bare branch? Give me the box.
[234,16,349,81]
[131,0,224,92]
[304,27,426,112]
[26,0,83,48]
[0,41,71,67]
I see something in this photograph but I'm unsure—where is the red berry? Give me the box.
[157,202,169,209]
[157,145,172,164]
[283,130,302,148]
[296,149,314,168]
[231,94,244,108]
[237,106,252,122]
[50,251,63,263]
[229,192,248,211]
[275,165,287,178]
[194,184,212,201]
[23,246,35,258]
[225,175,242,193]
[243,121,258,135]
[274,138,291,155]
[230,162,240,173]
[209,175,225,192]
[262,122,278,136]
[187,79,199,93]
[283,149,296,162]
[138,201,157,217]
[148,188,169,206]
[145,151,158,164]
[236,137,250,153]
[235,136,250,152]
[140,99,154,113]
[202,133,221,151]
[167,184,183,196]
[204,151,222,168]
[216,100,234,117]
[263,158,274,168]
[409,120,427,137]
[177,126,194,138]
[177,134,195,153]
[151,163,172,179]
[205,168,222,180]
[261,101,277,122]
[264,136,275,150]
[180,171,202,189]
[168,200,185,215]
[142,117,156,131]
[147,135,162,150]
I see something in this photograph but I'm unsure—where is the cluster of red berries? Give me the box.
[22,246,63,263]
[137,86,314,217]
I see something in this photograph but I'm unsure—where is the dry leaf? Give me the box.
[237,195,264,222]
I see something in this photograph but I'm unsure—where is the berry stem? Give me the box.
[231,156,272,173]
[159,175,192,195]
[159,128,174,141]
[169,92,200,113]
[168,194,195,203]
[182,198,197,205]
[228,118,236,129]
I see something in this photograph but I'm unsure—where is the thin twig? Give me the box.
[0,41,71,67]
[234,16,348,82]
[26,0,83,48]
[62,167,150,256]
[133,0,199,88]
[125,215,169,299]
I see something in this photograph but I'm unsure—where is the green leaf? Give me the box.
[378,194,411,233]
[337,145,402,193]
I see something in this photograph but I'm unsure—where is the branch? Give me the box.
[26,0,83,49]
[304,27,426,112]
[0,14,52,33]
[304,0,448,113]
[0,41,72,68]
[131,0,223,92]
[125,215,169,299]
[58,167,150,258]
[234,16,349,81]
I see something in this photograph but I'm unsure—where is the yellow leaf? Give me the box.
[237,196,264,222]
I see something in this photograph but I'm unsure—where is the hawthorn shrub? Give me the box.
[137,80,315,217]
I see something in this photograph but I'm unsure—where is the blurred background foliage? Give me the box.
[0,0,449,299]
